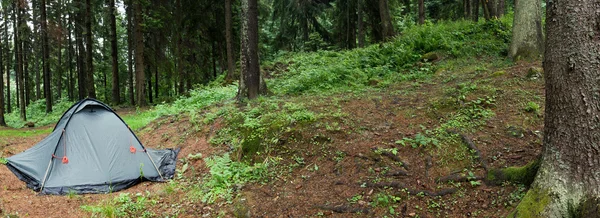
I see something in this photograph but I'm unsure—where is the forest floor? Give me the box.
[0,58,545,217]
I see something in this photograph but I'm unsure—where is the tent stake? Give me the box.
[40,158,53,193]
[145,151,165,181]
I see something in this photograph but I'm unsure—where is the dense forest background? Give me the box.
[0,0,514,124]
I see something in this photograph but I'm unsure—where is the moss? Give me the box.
[486,157,540,186]
[491,70,506,77]
[508,187,550,218]
[421,52,440,62]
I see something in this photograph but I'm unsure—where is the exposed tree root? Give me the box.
[385,169,408,177]
[376,149,410,170]
[436,173,485,183]
[314,205,370,214]
[365,182,457,197]
[447,130,488,171]
[485,156,540,186]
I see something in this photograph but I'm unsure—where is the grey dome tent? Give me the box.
[5,98,179,195]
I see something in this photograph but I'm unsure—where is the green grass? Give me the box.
[0,128,52,137]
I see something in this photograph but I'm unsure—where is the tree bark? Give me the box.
[357,0,365,47]
[133,0,145,106]
[108,0,119,104]
[238,0,263,100]
[512,0,600,216]
[497,0,505,17]
[126,0,134,105]
[76,0,87,99]
[4,7,11,113]
[379,0,395,39]
[67,11,74,101]
[508,0,543,61]
[85,0,96,98]
[0,19,6,126]
[15,1,26,120]
[32,0,41,100]
[223,1,233,81]
[41,0,52,112]
[418,0,425,25]
[472,0,479,21]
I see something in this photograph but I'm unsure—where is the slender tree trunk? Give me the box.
[67,12,74,101]
[418,0,425,25]
[4,8,11,113]
[108,0,119,104]
[497,0,505,17]
[508,0,543,61]
[24,37,29,106]
[133,0,145,106]
[126,0,134,105]
[512,1,600,216]
[357,0,365,48]
[85,0,96,98]
[379,0,395,39]
[57,0,64,100]
[238,0,263,100]
[154,42,158,99]
[15,2,25,120]
[472,0,479,21]
[32,0,41,100]
[225,0,235,83]
[481,0,490,20]
[76,0,86,99]
[0,21,5,126]
[146,64,152,104]
[41,0,52,112]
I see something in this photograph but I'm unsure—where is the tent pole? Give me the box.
[40,158,53,192]
[145,152,165,181]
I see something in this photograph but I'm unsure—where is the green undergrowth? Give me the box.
[81,192,157,218]
[5,98,75,128]
[186,153,274,204]
[268,17,511,96]
[0,157,7,164]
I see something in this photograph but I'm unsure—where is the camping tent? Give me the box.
[5,98,179,195]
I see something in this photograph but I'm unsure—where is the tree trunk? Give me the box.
[15,1,25,120]
[511,1,600,217]
[481,0,490,20]
[32,0,41,100]
[4,8,10,114]
[508,0,543,61]
[0,23,6,126]
[379,0,395,39]
[108,0,119,104]
[225,0,235,83]
[472,0,479,21]
[497,0,505,17]
[418,0,425,25]
[41,0,52,112]
[357,0,365,47]
[126,0,134,105]
[76,0,86,99]
[133,0,145,106]
[67,12,74,101]
[85,0,96,98]
[238,0,263,100]
[154,42,158,99]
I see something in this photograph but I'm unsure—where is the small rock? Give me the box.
[24,122,35,128]
[526,67,543,79]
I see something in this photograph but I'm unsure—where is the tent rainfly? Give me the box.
[5,98,179,195]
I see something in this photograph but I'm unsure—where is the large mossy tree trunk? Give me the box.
[511,1,600,217]
[508,0,543,61]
